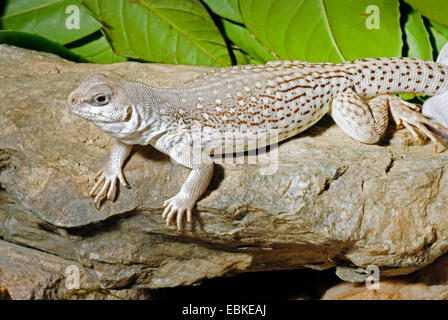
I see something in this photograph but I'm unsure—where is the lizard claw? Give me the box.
[89,165,130,209]
[162,194,194,231]
[390,100,448,153]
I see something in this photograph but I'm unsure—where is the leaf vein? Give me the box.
[138,0,227,66]
[2,0,66,19]
[319,0,345,61]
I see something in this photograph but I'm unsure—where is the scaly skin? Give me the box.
[68,57,448,230]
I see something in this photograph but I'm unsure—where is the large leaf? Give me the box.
[404,0,448,27]
[202,0,242,23]
[67,34,128,63]
[430,20,448,56]
[221,19,276,64]
[403,8,432,60]
[1,0,102,44]
[431,21,448,40]
[81,0,232,66]
[0,30,85,62]
[239,0,402,62]
[232,48,257,65]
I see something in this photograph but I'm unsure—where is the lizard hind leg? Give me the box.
[330,88,389,144]
[387,95,448,152]
[331,89,448,152]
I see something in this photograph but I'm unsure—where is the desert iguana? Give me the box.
[68,57,448,230]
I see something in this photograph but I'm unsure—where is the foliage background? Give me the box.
[0,0,447,67]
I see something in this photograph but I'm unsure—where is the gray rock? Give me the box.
[0,240,150,299]
[323,254,448,299]
[1,44,448,291]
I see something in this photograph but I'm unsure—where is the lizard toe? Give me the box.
[107,178,117,201]
[176,208,187,231]
[165,207,177,226]
[90,176,105,197]
[390,102,448,152]
[162,204,172,219]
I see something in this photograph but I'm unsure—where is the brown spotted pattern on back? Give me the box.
[166,57,448,153]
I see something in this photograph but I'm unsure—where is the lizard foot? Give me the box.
[89,167,130,209]
[162,194,194,231]
[389,100,448,153]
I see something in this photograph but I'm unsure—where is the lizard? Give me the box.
[68,57,448,231]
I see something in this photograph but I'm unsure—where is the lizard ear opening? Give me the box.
[124,106,133,121]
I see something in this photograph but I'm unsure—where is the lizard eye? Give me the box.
[93,94,108,106]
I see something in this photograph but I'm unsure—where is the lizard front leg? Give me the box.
[90,140,133,208]
[154,137,214,231]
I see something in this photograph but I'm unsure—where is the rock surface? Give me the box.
[322,254,448,299]
[0,240,150,299]
[1,44,448,292]
[0,286,11,300]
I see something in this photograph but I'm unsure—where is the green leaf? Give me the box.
[67,34,128,63]
[202,0,242,23]
[222,19,276,63]
[429,21,448,56]
[399,93,417,101]
[0,30,85,62]
[232,48,251,64]
[80,0,232,67]
[239,0,402,62]
[403,8,432,60]
[404,0,448,27]
[1,0,102,45]
[431,20,448,39]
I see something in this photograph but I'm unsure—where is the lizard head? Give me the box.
[68,73,137,137]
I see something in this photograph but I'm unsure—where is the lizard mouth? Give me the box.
[71,109,118,123]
